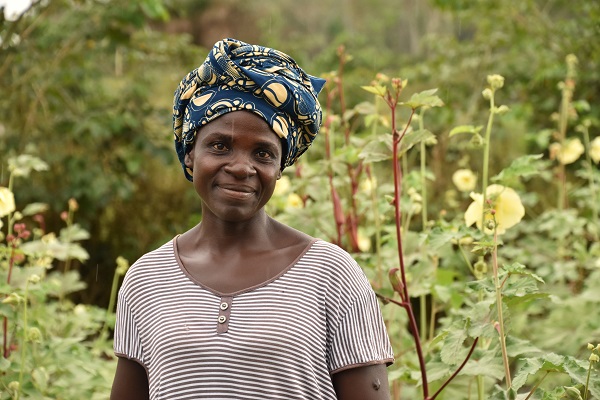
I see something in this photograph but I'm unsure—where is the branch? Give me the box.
[429,337,480,400]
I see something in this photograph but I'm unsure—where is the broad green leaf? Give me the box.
[506,335,542,357]
[46,271,87,296]
[460,351,505,380]
[503,262,545,284]
[59,224,91,242]
[358,134,393,162]
[399,129,436,155]
[492,154,551,184]
[21,203,49,216]
[361,85,387,96]
[400,88,444,109]
[448,125,483,137]
[8,154,49,177]
[440,328,468,366]
[0,357,10,371]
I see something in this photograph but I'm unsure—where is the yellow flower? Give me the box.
[550,138,585,165]
[452,169,477,192]
[464,184,525,235]
[357,229,371,252]
[360,176,376,193]
[285,193,303,209]
[0,187,16,217]
[273,176,291,197]
[590,136,600,164]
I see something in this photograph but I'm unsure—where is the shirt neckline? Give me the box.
[172,236,320,297]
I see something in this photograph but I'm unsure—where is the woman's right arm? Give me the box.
[110,357,149,400]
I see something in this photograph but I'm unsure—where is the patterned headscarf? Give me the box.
[173,38,326,181]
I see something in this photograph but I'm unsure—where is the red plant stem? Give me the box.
[429,337,480,400]
[391,106,429,399]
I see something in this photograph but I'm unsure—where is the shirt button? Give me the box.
[218,315,227,324]
[220,302,229,310]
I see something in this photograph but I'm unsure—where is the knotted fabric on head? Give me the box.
[173,38,326,181]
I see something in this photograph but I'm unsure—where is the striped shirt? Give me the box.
[114,238,394,399]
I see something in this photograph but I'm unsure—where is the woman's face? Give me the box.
[184,111,283,223]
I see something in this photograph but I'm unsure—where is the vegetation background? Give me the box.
[1,0,599,399]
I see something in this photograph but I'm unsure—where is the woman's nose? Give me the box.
[223,152,256,178]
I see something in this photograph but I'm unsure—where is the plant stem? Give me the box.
[391,105,429,398]
[419,110,429,342]
[100,265,121,340]
[419,109,428,228]
[584,360,593,400]
[481,93,495,229]
[492,227,511,389]
[523,371,549,400]
[430,338,479,400]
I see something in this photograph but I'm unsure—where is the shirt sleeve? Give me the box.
[113,291,145,364]
[328,288,394,373]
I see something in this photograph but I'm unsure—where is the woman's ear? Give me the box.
[277,171,282,180]
[184,151,194,169]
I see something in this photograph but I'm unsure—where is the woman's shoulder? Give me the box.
[122,238,177,281]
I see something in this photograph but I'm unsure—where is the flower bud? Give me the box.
[27,327,42,343]
[28,274,41,284]
[2,293,23,305]
[589,353,599,362]
[487,74,505,90]
[482,88,493,100]
[588,343,595,350]
[494,105,510,115]
[115,256,130,276]
[68,198,79,212]
[8,381,19,392]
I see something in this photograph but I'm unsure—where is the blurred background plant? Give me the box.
[1,0,599,398]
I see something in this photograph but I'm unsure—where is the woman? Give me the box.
[111,38,394,400]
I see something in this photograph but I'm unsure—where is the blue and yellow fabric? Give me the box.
[173,38,326,181]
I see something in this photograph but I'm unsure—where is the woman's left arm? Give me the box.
[332,363,390,400]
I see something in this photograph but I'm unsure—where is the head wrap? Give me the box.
[173,38,326,181]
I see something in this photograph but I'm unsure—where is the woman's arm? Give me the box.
[332,363,390,400]
[110,357,149,400]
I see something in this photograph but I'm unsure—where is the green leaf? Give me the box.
[0,357,10,371]
[358,134,393,162]
[361,85,387,96]
[448,125,484,137]
[399,129,436,155]
[503,262,545,284]
[492,154,551,184]
[400,88,444,109]
[460,352,505,380]
[21,202,50,216]
[506,335,542,358]
[60,224,91,242]
[440,327,468,365]
[8,154,49,177]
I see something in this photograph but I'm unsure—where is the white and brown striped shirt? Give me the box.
[114,238,394,399]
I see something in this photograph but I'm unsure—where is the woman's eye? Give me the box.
[212,143,227,151]
[257,150,272,159]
